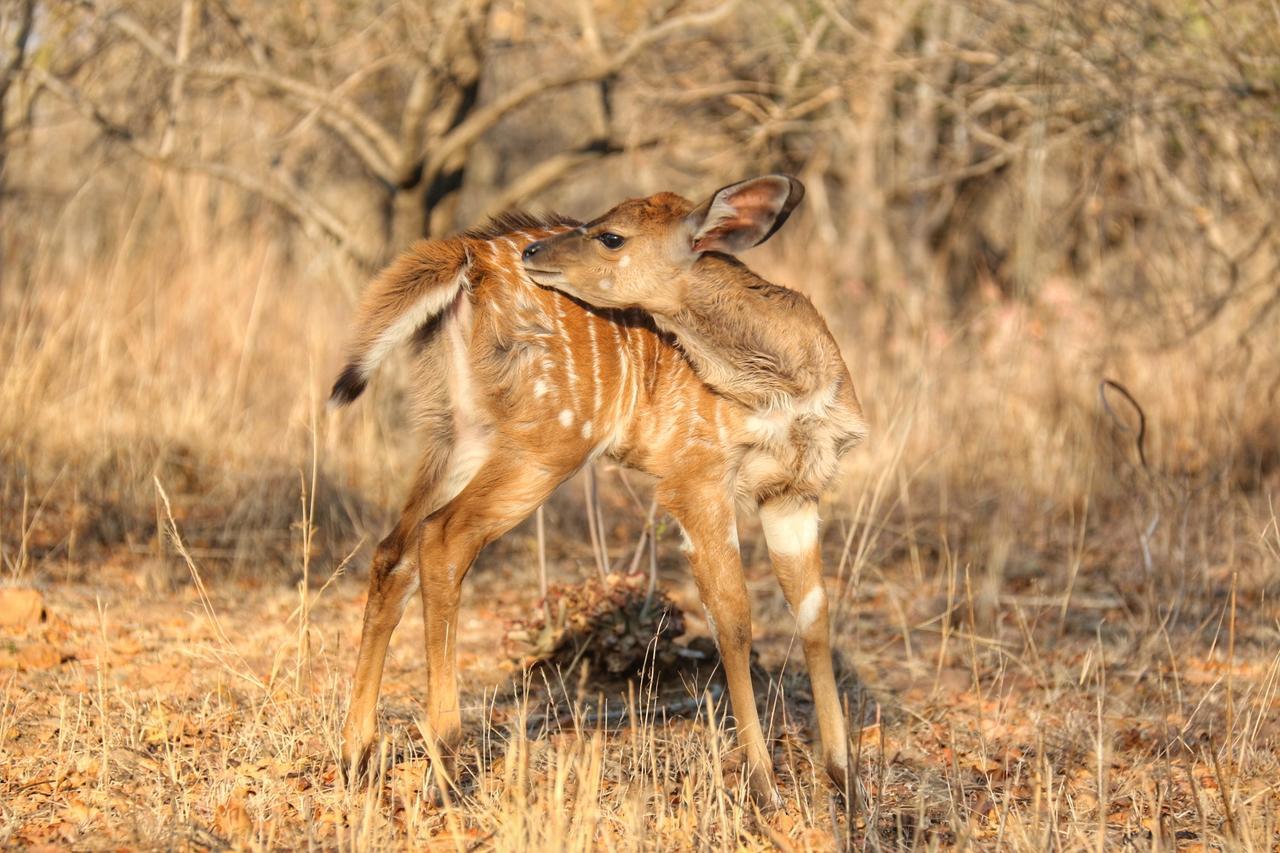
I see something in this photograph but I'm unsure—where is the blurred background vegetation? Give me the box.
[8,0,1277,307]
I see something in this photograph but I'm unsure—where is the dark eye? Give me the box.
[597,232,625,250]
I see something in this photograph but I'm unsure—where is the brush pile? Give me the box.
[503,572,714,681]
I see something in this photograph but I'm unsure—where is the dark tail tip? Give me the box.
[328,363,368,408]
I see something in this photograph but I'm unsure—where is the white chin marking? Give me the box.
[759,502,819,557]
[795,586,826,634]
[559,409,574,428]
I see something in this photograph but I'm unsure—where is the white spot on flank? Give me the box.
[795,586,826,634]
[581,420,593,439]
[533,379,548,399]
[559,409,574,428]
[759,502,819,557]
[618,255,631,269]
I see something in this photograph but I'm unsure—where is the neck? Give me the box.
[648,255,833,410]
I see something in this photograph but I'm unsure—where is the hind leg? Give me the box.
[340,524,420,778]
[413,453,570,782]
[340,461,451,778]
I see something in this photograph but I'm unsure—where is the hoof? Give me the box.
[423,780,447,808]
[748,769,784,812]
[339,730,376,785]
[825,757,853,803]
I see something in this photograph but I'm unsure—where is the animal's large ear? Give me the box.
[684,174,805,255]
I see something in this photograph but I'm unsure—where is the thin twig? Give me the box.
[1099,378,1149,471]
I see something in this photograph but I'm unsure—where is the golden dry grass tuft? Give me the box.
[2,176,1279,850]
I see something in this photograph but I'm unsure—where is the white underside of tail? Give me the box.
[362,269,468,375]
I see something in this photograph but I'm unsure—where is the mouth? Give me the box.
[521,266,569,285]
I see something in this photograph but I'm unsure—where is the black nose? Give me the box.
[522,241,543,261]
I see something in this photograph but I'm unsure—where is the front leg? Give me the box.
[759,498,850,793]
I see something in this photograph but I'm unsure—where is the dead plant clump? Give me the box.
[505,572,694,679]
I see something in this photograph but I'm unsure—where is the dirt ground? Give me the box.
[3,520,1277,850]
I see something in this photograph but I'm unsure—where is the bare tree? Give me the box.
[36,0,735,269]
[0,0,35,217]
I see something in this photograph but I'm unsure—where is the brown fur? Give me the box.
[335,179,865,805]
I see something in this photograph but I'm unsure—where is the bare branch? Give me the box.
[207,0,270,68]
[36,68,376,270]
[426,0,738,179]
[77,0,401,181]
[158,0,196,158]
[1,0,35,99]
[477,136,660,220]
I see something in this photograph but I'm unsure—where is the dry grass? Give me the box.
[2,178,1279,850]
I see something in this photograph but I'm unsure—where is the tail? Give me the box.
[328,239,472,408]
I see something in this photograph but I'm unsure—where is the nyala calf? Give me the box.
[331,175,865,805]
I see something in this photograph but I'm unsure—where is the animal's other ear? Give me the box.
[685,174,805,255]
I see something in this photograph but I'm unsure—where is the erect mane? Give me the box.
[461,211,582,240]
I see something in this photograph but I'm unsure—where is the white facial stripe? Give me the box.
[759,502,819,557]
[795,585,826,634]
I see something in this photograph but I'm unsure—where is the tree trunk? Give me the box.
[387,182,430,259]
